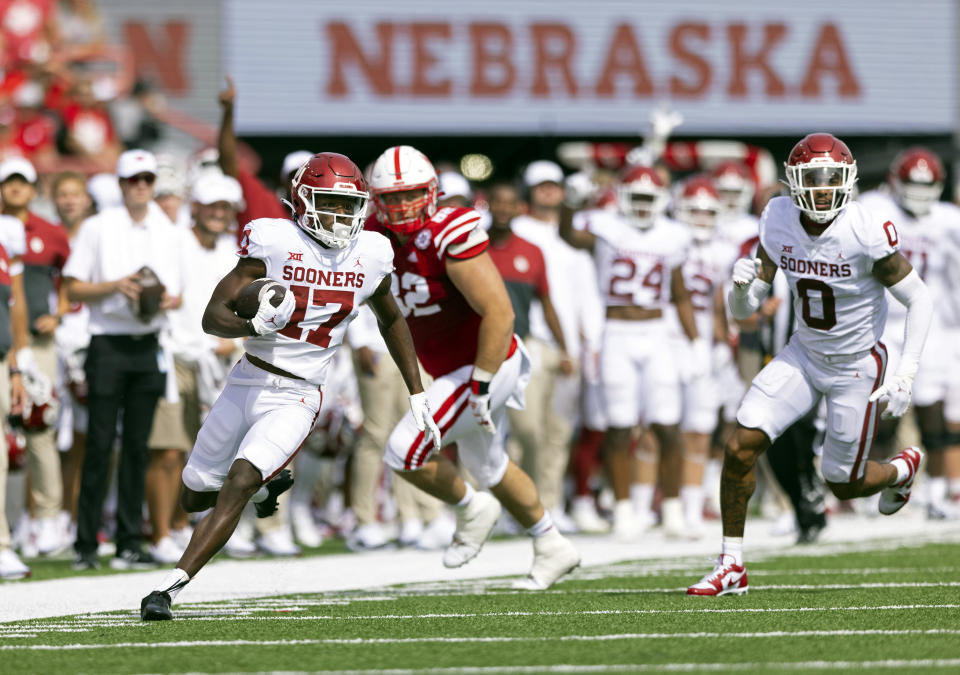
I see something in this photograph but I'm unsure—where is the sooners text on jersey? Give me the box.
[760,196,899,355]
[366,206,488,378]
[238,218,395,384]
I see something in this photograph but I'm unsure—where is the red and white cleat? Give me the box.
[879,446,924,516]
[687,556,748,597]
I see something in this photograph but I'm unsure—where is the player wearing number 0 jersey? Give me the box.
[688,133,934,598]
[141,153,435,620]
[368,145,580,591]
[561,164,708,540]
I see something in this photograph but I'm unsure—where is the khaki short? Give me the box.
[147,359,201,452]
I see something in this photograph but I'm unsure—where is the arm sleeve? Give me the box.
[886,269,932,378]
[727,277,772,321]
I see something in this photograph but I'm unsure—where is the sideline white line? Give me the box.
[147,660,960,673]
[4,628,960,650]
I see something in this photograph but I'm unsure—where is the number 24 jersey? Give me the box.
[759,196,899,356]
[238,218,395,385]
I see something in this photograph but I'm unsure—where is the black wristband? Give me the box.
[245,319,259,337]
[470,379,490,396]
[9,368,21,376]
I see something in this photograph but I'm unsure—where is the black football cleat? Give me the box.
[254,469,294,518]
[141,591,173,621]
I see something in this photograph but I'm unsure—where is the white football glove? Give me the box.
[409,392,442,451]
[564,171,596,209]
[250,287,297,335]
[869,374,914,419]
[469,390,496,435]
[688,338,711,380]
[732,257,763,288]
[649,104,684,139]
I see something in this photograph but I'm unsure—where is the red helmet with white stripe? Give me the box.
[290,152,369,249]
[889,146,945,216]
[676,175,722,242]
[617,165,668,229]
[785,133,857,224]
[369,145,439,234]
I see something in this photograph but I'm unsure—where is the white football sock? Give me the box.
[526,512,554,538]
[154,568,191,601]
[721,536,743,566]
[455,483,476,509]
[630,483,654,515]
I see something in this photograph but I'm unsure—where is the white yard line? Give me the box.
[1,514,959,623]
[135,660,960,673]
[4,628,960,650]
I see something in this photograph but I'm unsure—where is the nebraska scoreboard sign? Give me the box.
[121,0,958,135]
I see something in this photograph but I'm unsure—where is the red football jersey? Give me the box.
[367,206,488,378]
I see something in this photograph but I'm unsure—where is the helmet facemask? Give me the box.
[296,181,368,249]
[785,162,857,224]
[618,181,667,230]
[893,179,943,217]
[373,180,438,234]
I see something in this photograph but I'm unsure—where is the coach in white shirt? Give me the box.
[63,149,182,571]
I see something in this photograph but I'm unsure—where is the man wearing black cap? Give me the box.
[63,149,183,570]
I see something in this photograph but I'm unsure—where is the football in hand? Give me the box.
[234,278,287,319]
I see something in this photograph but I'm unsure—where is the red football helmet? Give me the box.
[711,161,755,215]
[889,146,945,216]
[785,133,857,224]
[676,175,722,242]
[289,152,369,248]
[618,165,668,229]
[369,145,439,234]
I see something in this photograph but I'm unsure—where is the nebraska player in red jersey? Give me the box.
[368,145,580,590]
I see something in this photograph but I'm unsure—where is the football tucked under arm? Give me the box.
[233,278,287,319]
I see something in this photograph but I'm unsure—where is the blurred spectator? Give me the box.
[11,80,58,170]
[85,171,120,210]
[60,72,121,172]
[145,172,243,564]
[1,156,69,556]
[0,206,32,579]
[0,0,57,69]
[511,160,602,531]
[153,157,189,228]
[57,0,107,62]
[112,79,163,150]
[437,171,472,208]
[63,149,181,571]
[0,106,21,159]
[49,170,91,532]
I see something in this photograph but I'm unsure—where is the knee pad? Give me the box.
[819,457,853,485]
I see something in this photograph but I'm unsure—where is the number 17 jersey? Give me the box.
[759,196,899,356]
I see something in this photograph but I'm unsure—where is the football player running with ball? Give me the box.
[688,133,933,597]
[367,145,580,590]
[141,153,437,619]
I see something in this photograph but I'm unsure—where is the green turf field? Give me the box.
[2,540,959,674]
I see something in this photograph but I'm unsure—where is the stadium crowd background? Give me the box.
[0,0,958,579]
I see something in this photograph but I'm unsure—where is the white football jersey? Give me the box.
[576,210,690,311]
[760,196,898,355]
[237,218,394,385]
[680,234,739,341]
[859,190,960,329]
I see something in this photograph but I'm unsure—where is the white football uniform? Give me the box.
[577,210,689,428]
[859,190,960,412]
[736,197,900,483]
[667,232,738,433]
[183,219,395,491]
